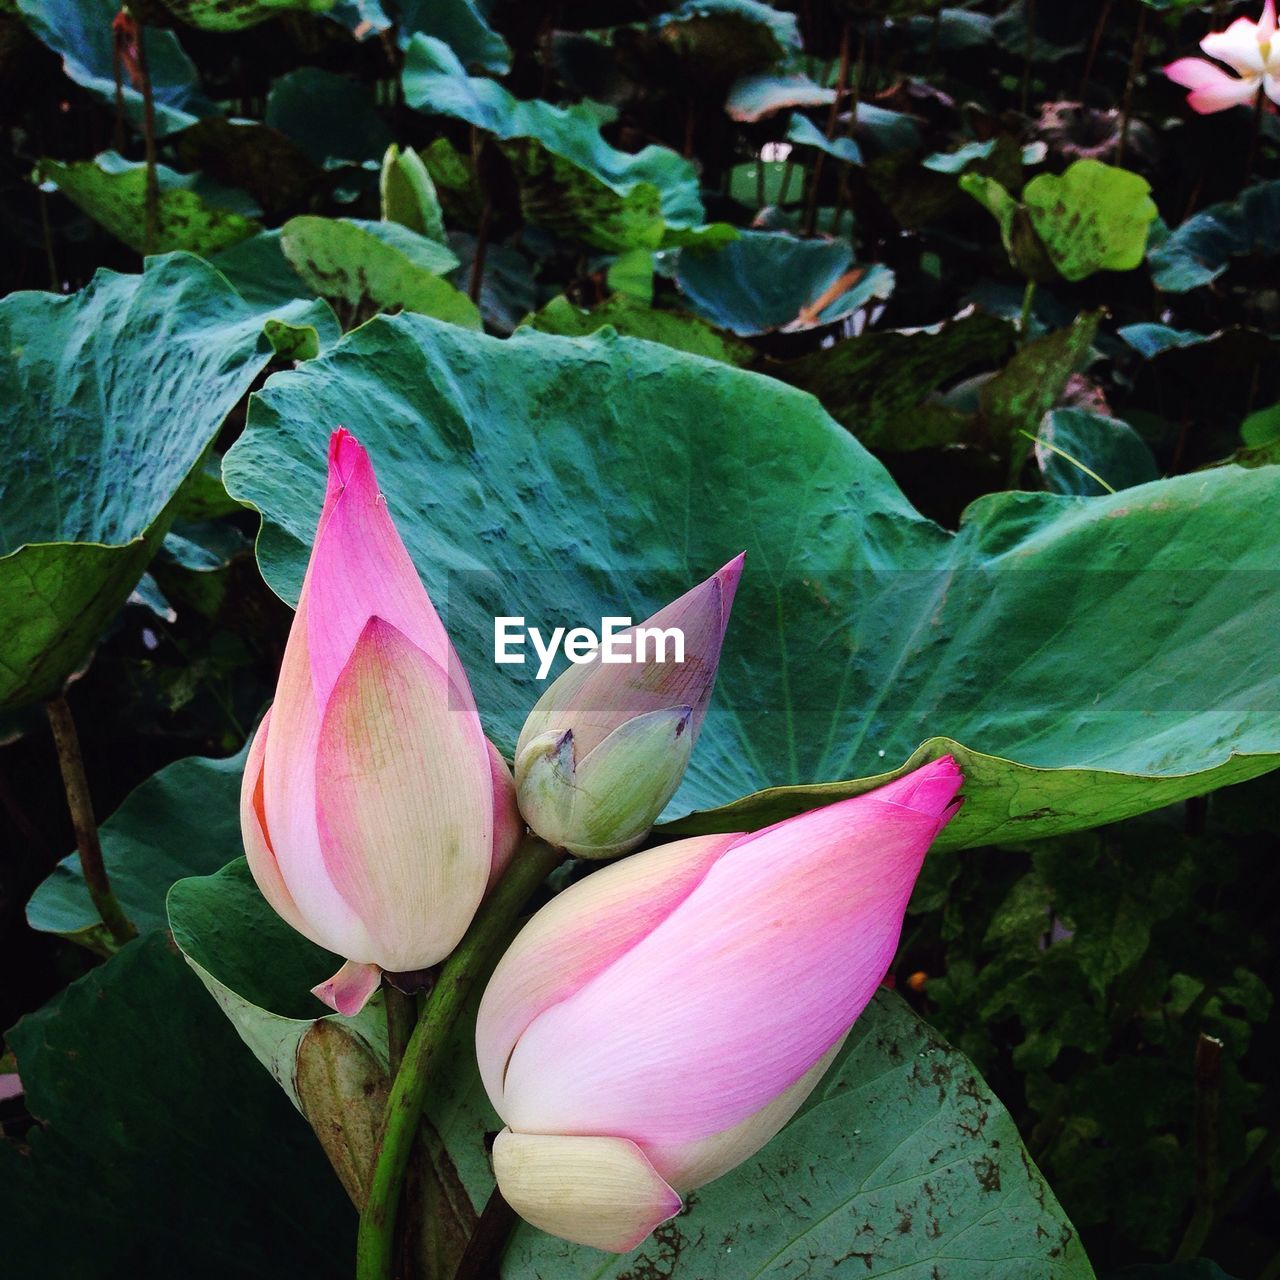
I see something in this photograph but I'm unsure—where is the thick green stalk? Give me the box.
[355,839,561,1280]
[45,694,137,948]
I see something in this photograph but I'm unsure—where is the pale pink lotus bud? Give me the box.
[514,555,743,858]
[1165,0,1280,113]
[475,757,963,1251]
[240,430,521,1016]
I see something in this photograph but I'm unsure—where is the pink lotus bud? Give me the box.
[240,430,520,1016]
[475,757,963,1251]
[514,555,743,858]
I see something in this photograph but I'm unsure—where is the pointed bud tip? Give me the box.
[882,755,964,821]
[326,427,374,491]
[716,552,746,618]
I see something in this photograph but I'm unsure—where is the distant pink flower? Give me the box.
[475,757,964,1252]
[1166,0,1280,113]
[241,429,520,1016]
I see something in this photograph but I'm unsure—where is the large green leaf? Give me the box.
[1,932,354,1278]
[505,989,1092,1277]
[0,253,331,708]
[26,747,246,951]
[674,231,895,335]
[1149,181,1280,292]
[402,35,719,251]
[279,216,481,329]
[15,0,214,133]
[224,318,1280,848]
[38,152,261,256]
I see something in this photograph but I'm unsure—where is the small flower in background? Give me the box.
[1165,0,1280,113]
[476,757,963,1252]
[514,554,743,858]
[240,430,520,1016]
[111,9,143,91]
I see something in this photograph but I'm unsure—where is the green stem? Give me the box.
[1172,1033,1223,1262]
[452,1184,518,1280]
[802,21,851,238]
[355,839,562,1280]
[132,11,160,257]
[1116,2,1147,168]
[1246,87,1265,185]
[1021,0,1037,115]
[45,695,137,948]
[1018,279,1036,345]
[383,983,417,1078]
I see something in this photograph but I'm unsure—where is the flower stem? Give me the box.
[355,839,561,1280]
[1246,88,1265,185]
[133,12,159,257]
[1020,0,1037,116]
[1018,279,1036,346]
[45,695,137,949]
[802,20,851,238]
[383,983,417,1078]
[452,1184,518,1280]
[1115,1,1148,167]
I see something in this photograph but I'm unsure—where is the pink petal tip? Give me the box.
[312,959,382,1017]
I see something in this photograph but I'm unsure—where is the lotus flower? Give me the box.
[240,429,521,1016]
[514,555,743,858]
[475,757,963,1252]
[1165,0,1280,113]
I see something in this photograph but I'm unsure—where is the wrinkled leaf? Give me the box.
[225,318,1280,848]
[0,254,332,708]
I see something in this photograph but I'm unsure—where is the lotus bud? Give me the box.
[240,429,521,1016]
[475,757,963,1252]
[514,555,743,857]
